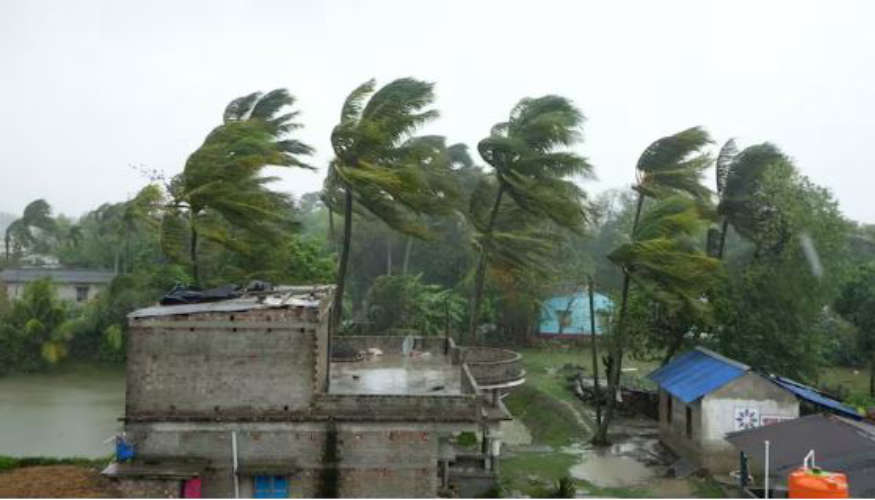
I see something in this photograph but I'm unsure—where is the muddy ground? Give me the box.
[0,465,120,498]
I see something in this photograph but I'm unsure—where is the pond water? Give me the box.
[0,364,125,458]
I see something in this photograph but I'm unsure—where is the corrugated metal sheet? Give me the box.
[128,285,332,318]
[0,268,115,284]
[726,414,875,497]
[769,376,862,420]
[647,347,749,403]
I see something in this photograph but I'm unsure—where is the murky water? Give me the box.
[0,365,125,458]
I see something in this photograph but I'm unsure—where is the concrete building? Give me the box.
[648,347,799,473]
[103,285,524,498]
[537,288,612,338]
[0,268,115,303]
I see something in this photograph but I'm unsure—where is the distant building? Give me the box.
[102,285,525,498]
[648,347,800,473]
[0,268,115,303]
[538,288,612,337]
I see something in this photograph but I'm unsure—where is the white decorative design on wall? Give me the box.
[734,407,760,430]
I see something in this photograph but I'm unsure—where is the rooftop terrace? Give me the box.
[330,353,461,396]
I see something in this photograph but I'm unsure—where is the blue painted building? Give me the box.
[538,290,613,337]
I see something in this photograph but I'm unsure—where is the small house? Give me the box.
[648,347,799,473]
[538,289,612,338]
[0,268,115,303]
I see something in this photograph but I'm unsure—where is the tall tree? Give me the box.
[715,141,790,258]
[4,199,57,263]
[329,78,455,331]
[160,89,313,285]
[595,127,713,445]
[467,96,592,343]
[835,262,875,397]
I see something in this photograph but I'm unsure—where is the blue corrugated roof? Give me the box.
[770,376,862,420]
[648,347,749,403]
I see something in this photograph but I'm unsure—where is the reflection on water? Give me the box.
[0,365,124,458]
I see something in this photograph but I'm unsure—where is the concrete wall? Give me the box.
[4,282,105,303]
[114,478,182,498]
[658,373,798,473]
[126,306,325,417]
[124,421,445,498]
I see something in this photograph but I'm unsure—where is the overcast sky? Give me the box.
[2,0,874,222]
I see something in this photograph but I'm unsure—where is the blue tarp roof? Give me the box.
[769,376,862,420]
[647,347,749,403]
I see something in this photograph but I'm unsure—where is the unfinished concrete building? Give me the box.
[102,285,525,498]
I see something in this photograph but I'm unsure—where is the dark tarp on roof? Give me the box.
[647,347,749,403]
[726,413,875,497]
[768,376,862,420]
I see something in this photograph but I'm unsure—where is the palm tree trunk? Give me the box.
[717,218,729,259]
[595,192,644,445]
[331,188,354,335]
[402,237,413,274]
[661,330,686,366]
[588,276,602,435]
[190,221,199,287]
[467,184,505,344]
[386,238,392,275]
[327,206,336,248]
[870,355,875,398]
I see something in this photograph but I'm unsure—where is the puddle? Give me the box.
[569,454,656,487]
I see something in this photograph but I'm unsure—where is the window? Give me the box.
[254,475,288,498]
[75,286,89,302]
[686,406,693,439]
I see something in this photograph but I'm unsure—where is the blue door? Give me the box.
[254,475,288,498]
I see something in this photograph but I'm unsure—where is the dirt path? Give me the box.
[0,465,120,498]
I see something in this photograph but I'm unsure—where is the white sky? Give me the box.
[2,0,874,222]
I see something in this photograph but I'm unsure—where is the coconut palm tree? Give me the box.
[715,141,789,258]
[466,96,592,343]
[160,89,313,285]
[4,199,56,263]
[329,78,456,331]
[594,127,714,445]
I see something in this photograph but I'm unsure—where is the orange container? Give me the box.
[788,467,848,498]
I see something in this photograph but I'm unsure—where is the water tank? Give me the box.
[788,468,848,498]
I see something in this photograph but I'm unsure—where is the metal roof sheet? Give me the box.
[769,375,862,420]
[647,347,749,403]
[0,268,115,284]
[726,414,875,497]
[128,285,333,318]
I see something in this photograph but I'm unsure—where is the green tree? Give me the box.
[467,96,592,343]
[329,78,454,330]
[835,265,875,397]
[596,127,714,445]
[4,199,57,263]
[161,89,314,285]
[0,279,77,373]
[714,141,790,258]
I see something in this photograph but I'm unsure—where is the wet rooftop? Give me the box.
[329,354,461,395]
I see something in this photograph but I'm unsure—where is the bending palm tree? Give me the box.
[330,78,457,331]
[4,199,56,263]
[467,96,592,343]
[595,127,713,445]
[161,89,313,286]
[715,141,789,258]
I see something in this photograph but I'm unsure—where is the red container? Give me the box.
[788,468,848,498]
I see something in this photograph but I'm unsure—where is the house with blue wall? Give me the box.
[538,289,612,337]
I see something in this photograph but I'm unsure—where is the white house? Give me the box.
[648,347,799,473]
[1,268,115,304]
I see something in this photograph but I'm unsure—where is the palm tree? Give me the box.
[715,141,789,258]
[329,78,453,331]
[4,199,56,263]
[161,89,313,285]
[467,96,592,343]
[594,127,713,445]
